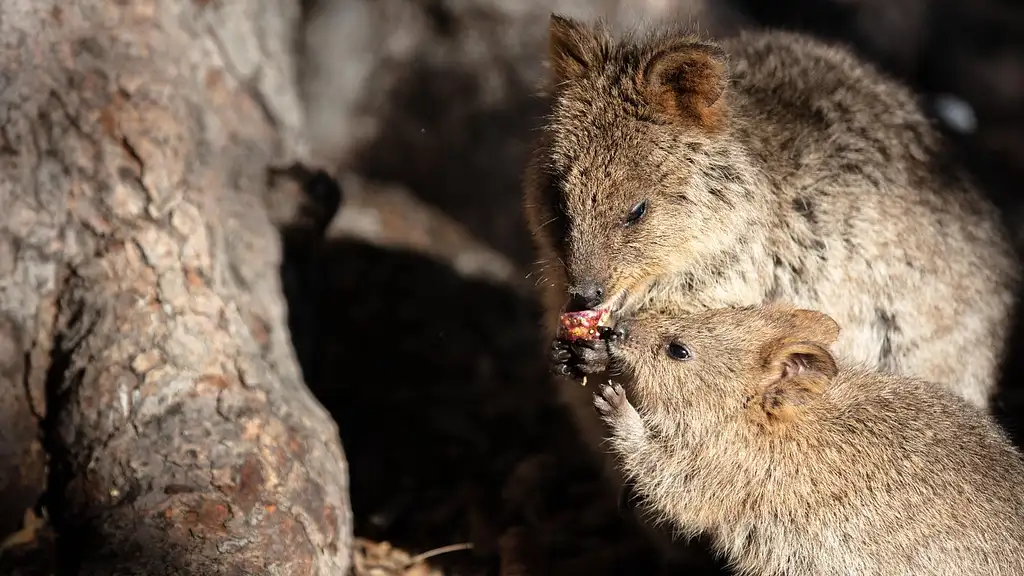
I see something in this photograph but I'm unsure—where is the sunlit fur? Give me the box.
[599,305,1024,576]
[522,16,1020,470]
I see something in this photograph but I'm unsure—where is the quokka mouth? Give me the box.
[601,276,659,318]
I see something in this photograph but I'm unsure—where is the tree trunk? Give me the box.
[0,1,353,574]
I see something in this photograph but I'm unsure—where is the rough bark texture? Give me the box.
[0,1,352,574]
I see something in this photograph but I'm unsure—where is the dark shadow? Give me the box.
[270,163,343,390]
[41,324,77,576]
[280,229,676,574]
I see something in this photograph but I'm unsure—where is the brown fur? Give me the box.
[523,15,1020,479]
[595,304,1024,575]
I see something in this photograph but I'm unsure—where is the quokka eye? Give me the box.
[624,200,647,226]
[666,342,691,361]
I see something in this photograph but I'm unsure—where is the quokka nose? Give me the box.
[568,281,604,310]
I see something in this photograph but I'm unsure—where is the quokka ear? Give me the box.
[642,41,728,129]
[754,341,837,424]
[786,309,841,346]
[547,14,605,85]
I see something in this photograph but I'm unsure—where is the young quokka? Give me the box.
[594,304,1024,576]
[523,15,1021,475]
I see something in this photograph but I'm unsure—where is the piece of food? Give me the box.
[558,309,612,342]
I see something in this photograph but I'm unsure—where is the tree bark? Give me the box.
[0,1,352,574]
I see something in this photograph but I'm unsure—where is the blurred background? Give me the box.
[285,1,1024,574]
